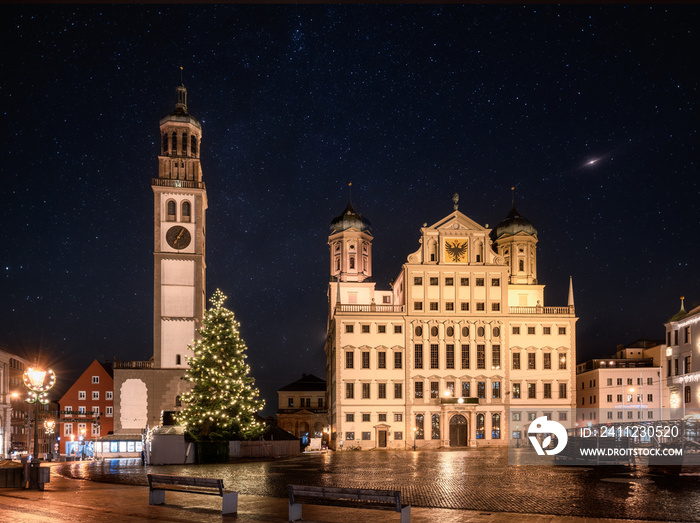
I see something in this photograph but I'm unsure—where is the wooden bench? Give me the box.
[147,473,238,515]
[288,484,410,522]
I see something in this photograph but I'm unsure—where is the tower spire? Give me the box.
[568,276,575,308]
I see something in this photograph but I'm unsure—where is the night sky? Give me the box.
[2,5,698,414]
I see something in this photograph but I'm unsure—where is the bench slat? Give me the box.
[148,474,224,494]
[288,484,403,510]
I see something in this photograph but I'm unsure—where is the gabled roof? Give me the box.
[426,210,486,232]
[278,374,326,392]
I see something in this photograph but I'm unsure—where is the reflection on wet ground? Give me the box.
[56,449,700,521]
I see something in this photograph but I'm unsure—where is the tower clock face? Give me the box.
[444,238,469,263]
[166,226,191,250]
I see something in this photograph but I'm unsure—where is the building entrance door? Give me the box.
[378,430,387,448]
[449,414,468,447]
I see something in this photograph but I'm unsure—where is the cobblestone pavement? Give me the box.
[55,448,700,522]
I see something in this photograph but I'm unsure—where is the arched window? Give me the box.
[415,414,424,439]
[182,132,188,155]
[175,354,181,365]
[175,395,182,407]
[430,326,438,337]
[349,257,355,269]
[462,326,469,337]
[476,414,485,439]
[181,201,191,223]
[491,414,501,439]
[162,133,169,155]
[686,386,692,404]
[493,327,500,337]
[171,132,177,153]
[431,414,440,440]
[191,135,197,156]
[415,326,423,337]
[166,200,176,221]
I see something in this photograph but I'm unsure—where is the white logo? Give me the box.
[527,416,568,455]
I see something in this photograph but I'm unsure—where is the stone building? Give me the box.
[324,198,577,449]
[665,298,700,420]
[113,81,206,434]
[276,374,328,446]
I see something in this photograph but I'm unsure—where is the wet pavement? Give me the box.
[54,448,700,521]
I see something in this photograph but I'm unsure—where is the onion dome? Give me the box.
[668,297,688,323]
[330,202,372,234]
[490,206,537,241]
[160,84,202,130]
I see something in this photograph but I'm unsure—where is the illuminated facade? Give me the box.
[113,82,206,434]
[325,200,577,449]
[276,374,328,446]
[665,299,700,419]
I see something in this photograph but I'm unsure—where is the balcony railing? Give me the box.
[335,304,405,313]
[151,178,205,189]
[510,306,574,315]
[113,360,153,369]
[440,397,480,405]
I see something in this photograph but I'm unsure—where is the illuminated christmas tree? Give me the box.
[176,289,266,441]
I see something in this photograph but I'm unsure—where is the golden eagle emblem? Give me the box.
[445,240,468,262]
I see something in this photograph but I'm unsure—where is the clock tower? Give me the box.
[152,82,207,369]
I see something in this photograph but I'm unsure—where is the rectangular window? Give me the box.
[491,278,500,286]
[318,398,324,407]
[414,276,423,285]
[65,406,72,414]
[491,302,500,312]
[617,394,623,402]
[378,383,387,399]
[378,325,386,333]
[607,378,613,386]
[362,352,370,369]
[346,413,354,422]
[462,381,470,397]
[445,302,454,311]
[394,413,403,422]
[607,394,613,402]
[362,383,370,399]
[394,325,402,334]
[346,432,355,440]
[513,353,521,370]
[446,344,455,369]
[92,391,99,400]
[608,412,613,419]
[346,383,354,399]
[461,302,469,311]
[394,432,403,440]
[345,324,354,333]
[477,381,486,399]
[394,352,402,369]
[64,423,73,435]
[685,356,691,374]
[288,397,294,407]
[528,353,536,369]
[430,277,439,286]
[430,302,439,311]
[78,391,86,400]
[559,327,566,335]
[647,394,653,402]
[668,360,672,376]
[513,412,521,421]
[492,344,500,369]
[362,432,371,441]
[544,383,552,399]
[512,326,520,335]
[527,326,536,335]
[378,413,387,422]
[445,277,454,286]
[513,383,521,399]
[527,383,536,399]
[430,382,439,399]
[414,301,423,311]
[461,344,469,369]
[346,352,354,369]
[647,377,653,386]
[476,278,485,286]
[492,381,501,399]
[460,277,469,286]
[79,406,86,415]
[105,406,113,416]
[415,344,423,369]
[92,376,99,384]
[543,353,551,369]
[106,391,113,400]
[685,326,691,343]
[378,352,386,369]
[476,302,485,311]
[361,324,370,333]
[617,378,623,386]
[445,381,455,397]
[543,327,551,335]
[362,413,370,422]
[627,378,633,385]
[415,381,423,399]
[430,344,439,369]
[394,383,403,399]
[477,344,485,369]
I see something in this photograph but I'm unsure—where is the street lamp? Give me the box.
[23,365,56,489]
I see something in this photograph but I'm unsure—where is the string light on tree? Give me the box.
[175,289,265,441]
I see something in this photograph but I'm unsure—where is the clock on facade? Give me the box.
[444,238,469,263]
[166,225,191,250]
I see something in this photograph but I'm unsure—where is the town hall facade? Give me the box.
[325,198,577,449]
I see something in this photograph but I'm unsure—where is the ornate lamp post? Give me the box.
[23,365,56,489]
